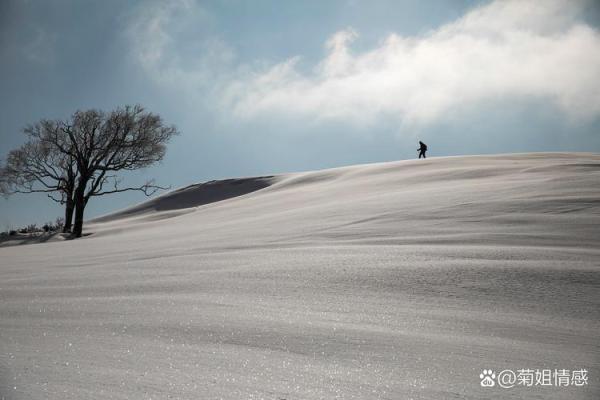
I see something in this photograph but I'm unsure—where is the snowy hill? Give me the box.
[1,153,599,399]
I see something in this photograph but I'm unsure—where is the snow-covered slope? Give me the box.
[1,153,599,399]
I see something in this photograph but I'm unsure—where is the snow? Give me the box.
[1,153,599,399]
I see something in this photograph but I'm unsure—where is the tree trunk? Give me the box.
[72,186,86,238]
[63,198,74,233]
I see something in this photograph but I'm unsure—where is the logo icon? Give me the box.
[480,369,496,387]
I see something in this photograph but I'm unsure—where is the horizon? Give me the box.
[2,0,600,228]
[4,150,593,229]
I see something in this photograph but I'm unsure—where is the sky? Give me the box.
[1,0,600,228]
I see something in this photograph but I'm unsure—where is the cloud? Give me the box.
[20,26,57,65]
[125,0,234,88]
[222,0,600,127]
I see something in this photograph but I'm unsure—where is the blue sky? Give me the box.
[1,0,599,228]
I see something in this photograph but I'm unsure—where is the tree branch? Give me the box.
[92,179,169,197]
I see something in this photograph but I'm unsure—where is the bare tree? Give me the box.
[39,105,178,237]
[0,120,77,232]
[2,105,177,238]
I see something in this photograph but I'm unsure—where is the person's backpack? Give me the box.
[422,143,427,151]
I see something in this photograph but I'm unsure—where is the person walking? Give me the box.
[418,141,428,159]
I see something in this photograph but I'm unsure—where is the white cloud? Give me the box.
[22,27,57,65]
[125,0,234,87]
[222,0,600,126]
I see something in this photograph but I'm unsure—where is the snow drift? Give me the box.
[1,153,599,399]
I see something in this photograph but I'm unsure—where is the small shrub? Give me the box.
[55,217,65,230]
[9,230,17,236]
[26,223,38,233]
